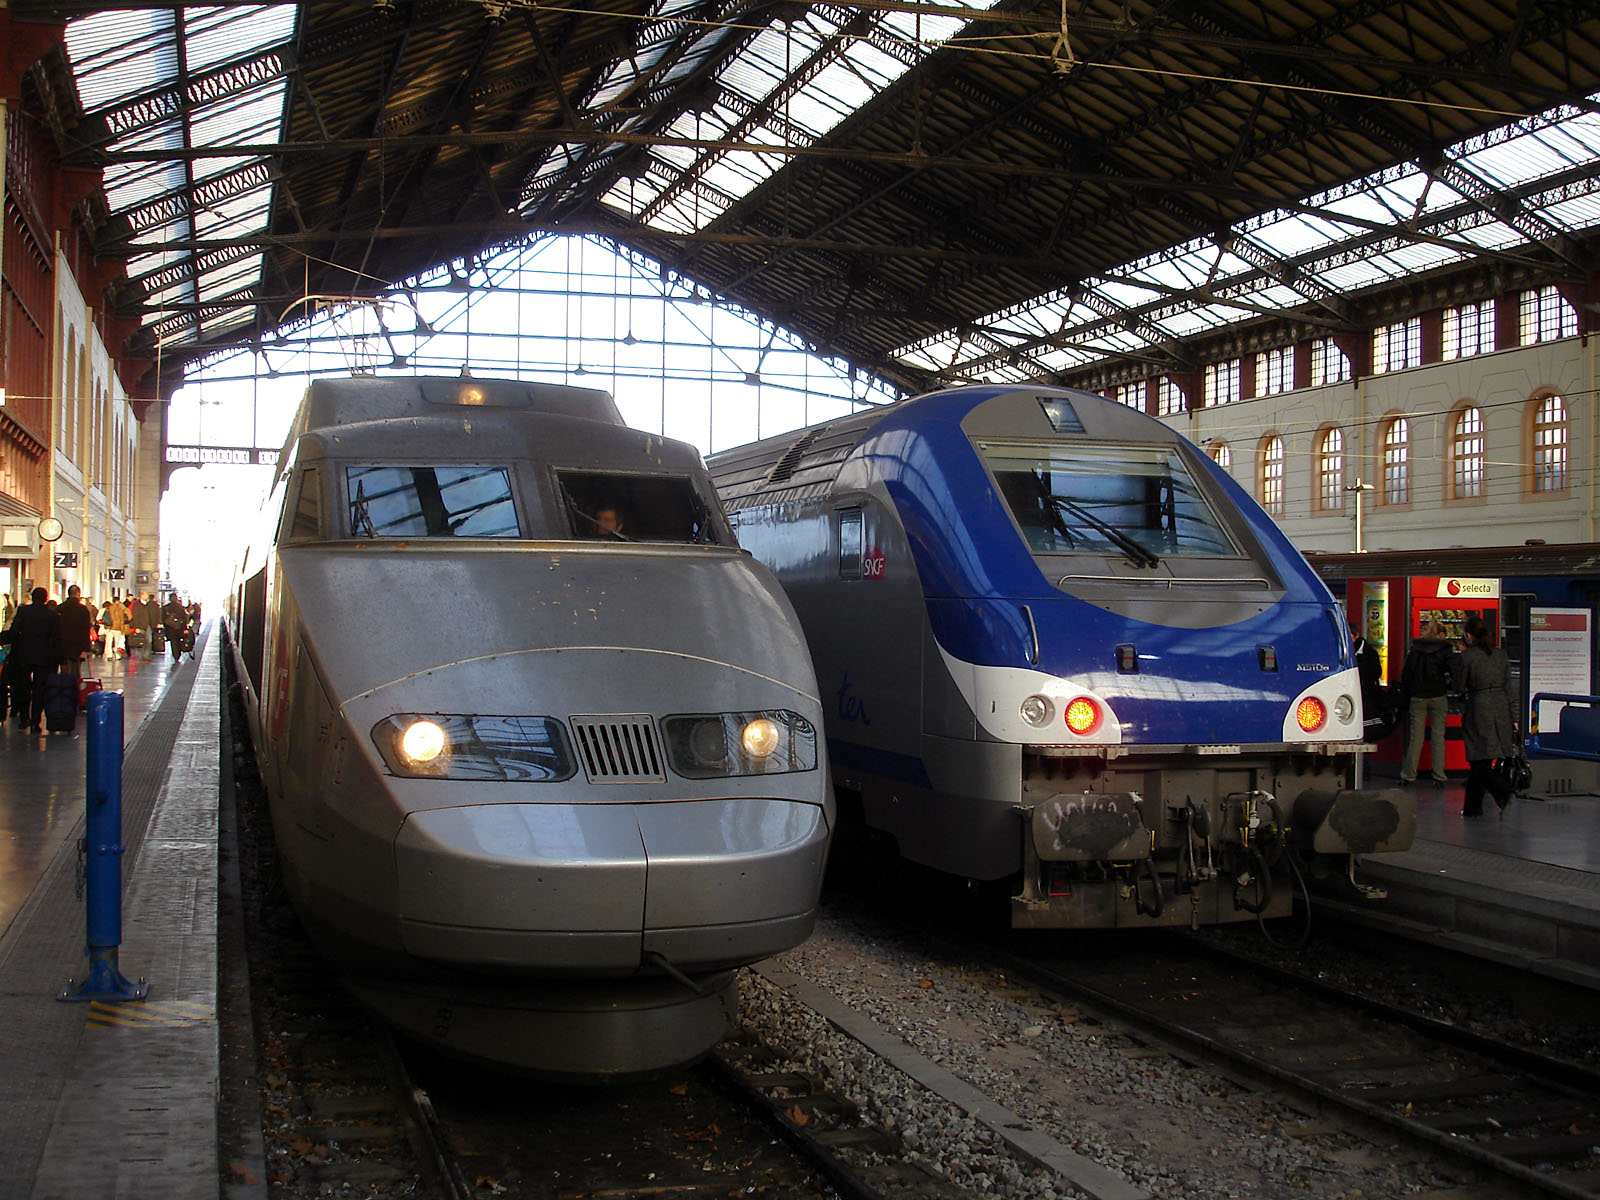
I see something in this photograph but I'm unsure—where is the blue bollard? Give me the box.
[58,690,148,1003]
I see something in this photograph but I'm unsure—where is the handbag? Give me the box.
[1493,752,1533,794]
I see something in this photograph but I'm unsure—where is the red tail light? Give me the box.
[1064,697,1101,735]
[1296,696,1327,732]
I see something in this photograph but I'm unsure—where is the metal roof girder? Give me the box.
[1213,228,1348,317]
[1424,152,1585,271]
[70,39,293,155]
[638,9,878,226]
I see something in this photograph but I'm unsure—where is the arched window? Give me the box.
[1381,417,1409,505]
[1260,435,1285,515]
[1451,405,1485,499]
[1531,393,1569,493]
[1317,426,1344,511]
[1209,441,1232,473]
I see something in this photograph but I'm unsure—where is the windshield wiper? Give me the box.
[1050,496,1161,569]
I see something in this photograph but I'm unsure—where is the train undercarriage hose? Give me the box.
[1132,857,1163,918]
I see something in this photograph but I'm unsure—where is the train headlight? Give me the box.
[1020,695,1053,727]
[400,719,447,764]
[372,715,576,781]
[1333,694,1356,725]
[1064,697,1102,736]
[664,710,817,779]
[1295,697,1328,733]
[741,717,782,758]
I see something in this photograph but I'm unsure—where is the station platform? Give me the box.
[0,631,220,1200]
[1342,763,1600,993]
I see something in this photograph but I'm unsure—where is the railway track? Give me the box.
[976,926,1600,1199]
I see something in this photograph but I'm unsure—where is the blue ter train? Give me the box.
[708,384,1415,928]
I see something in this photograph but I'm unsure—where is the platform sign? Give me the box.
[52,551,78,569]
[1527,608,1594,732]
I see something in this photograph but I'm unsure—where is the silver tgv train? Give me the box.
[226,375,832,1078]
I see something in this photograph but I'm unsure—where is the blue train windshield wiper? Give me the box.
[1049,496,1162,569]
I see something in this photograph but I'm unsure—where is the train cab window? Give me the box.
[554,470,722,544]
[838,509,863,579]
[282,467,323,542]
[346,465,520,538]
[979,442,1239,561]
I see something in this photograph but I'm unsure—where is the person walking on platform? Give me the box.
[58,585,93,679]
[1454,616,1519,817]
[101,596,129,658]
[10,588,62,731]
[134,592,159,657]
[162,593,189,664]
[1398,618,1457,784]
[1349,622,1393,743]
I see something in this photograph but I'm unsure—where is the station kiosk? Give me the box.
[1346,575,1501,773]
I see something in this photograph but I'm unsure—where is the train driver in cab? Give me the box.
[593,505,627,539]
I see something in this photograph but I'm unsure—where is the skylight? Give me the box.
[894,91,1600,381]
[597,0,998,233]
[63,5,296,347]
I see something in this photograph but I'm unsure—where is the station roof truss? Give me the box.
[14,0,1600,398]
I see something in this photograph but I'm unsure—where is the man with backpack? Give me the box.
[1399,618,1458,784]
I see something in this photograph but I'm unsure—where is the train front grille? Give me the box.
[568,715,667,784]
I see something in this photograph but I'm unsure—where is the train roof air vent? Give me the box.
[765,427,826,484]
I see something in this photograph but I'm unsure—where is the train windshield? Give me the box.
[555,470,723,544]
[347,465,520,537]
[980,442,1239,560]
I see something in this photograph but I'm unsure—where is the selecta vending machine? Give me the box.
[1347,575,1502,773]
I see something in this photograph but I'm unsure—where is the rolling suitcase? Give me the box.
[78,675,104,710]
[43,673,77,733]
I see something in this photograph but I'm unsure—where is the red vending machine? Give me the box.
[1346,576,1501,772]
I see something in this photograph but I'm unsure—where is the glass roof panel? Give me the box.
[188,88,288,152]
[183,5,295,73]
[61,4,296,353]
[198,256,264,296]
[1452,222,1530,251]
[1541,194,1600,230]
[625,0,1003,233]
[1244,213,1340,258]
[64,11,178,109]
[106,158,188,214]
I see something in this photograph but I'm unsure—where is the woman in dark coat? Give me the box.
[1453,616,1519,817]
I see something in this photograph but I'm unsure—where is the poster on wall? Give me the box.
[1361,580,1391,685]
[1527,607,1594,732]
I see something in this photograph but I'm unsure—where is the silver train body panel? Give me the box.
[227,376,831,1076]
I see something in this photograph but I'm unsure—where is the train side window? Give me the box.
[554,470,723,544]
[838,509,862,579]
[282,467,323,542]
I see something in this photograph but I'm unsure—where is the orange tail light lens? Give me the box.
[1296,696,1327,732]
